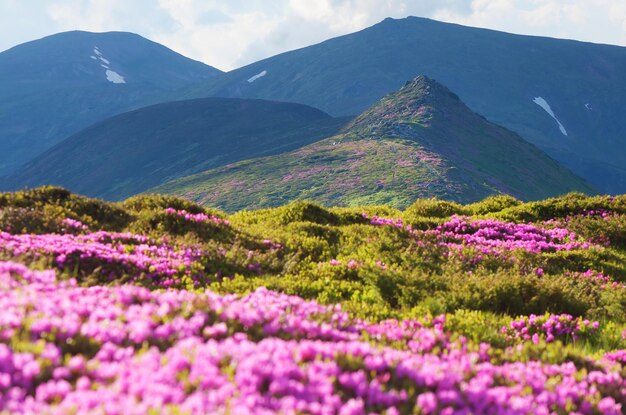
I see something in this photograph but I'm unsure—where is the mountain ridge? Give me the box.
[153,76,593,211]
[169,15,626,195]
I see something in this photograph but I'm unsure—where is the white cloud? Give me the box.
[0,0,59,52]
[44,0,177,36]
[433,0,626,47]
[0,0,625,70]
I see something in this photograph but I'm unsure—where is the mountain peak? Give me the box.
[404,74,434,85]
[0,30,221,84]
[402,74,447,91]
[344,75,462,135]
[397,75,462,103]
[0,30,222,176]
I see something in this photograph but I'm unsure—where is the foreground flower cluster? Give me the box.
[164,208,230,226]
[435,215,591,255]
[567,269,626,289]
[1,262,625,414]
[502,313,600,344]
[0,231,206,287]
[366,214,593,256]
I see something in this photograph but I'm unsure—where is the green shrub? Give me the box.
[0,186,73,207]
[276,201,339,225]
[122,193,214,215]
[0,207,59,233]
[0,187,130,232]
[466,194,521,215]
[494,193,624,222]
[566,213,626,250]
[404,198,468,219]
[444,309,509,346]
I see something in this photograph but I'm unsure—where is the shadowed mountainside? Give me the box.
[0,30,221,176]
[6,98,350,200]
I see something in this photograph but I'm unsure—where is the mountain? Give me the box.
[174,16,626,195]
[0,30,220,176]
[153,76,593,212]
[5,98,349,200]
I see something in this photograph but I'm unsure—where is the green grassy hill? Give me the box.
[5,98,349,200]
[154,76,593,211]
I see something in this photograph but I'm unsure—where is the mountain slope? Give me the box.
[5,98,349,200]
[154,76,593,212]
[175,16,626,194]
[0,30,220,176]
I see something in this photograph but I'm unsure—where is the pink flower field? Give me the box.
[2,262,625,414]
[1,192,626,414]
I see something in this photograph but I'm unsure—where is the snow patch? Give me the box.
[93,46,126,84]
[105,70,126,84]
[93,47,110,64]
[533,97,568,136]
[247,70,267,83]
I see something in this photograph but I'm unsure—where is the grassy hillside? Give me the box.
[6,98,349,200]
[2,186,626,412]
[154,77,593,211]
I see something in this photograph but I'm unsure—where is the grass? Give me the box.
[3,186,626,357]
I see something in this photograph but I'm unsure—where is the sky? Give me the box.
[1,0,625,71]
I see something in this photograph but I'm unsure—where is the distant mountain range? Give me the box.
[1,18,624,209]
[5,98,349,200]
[174,16,626,195]
[152,76,592,211]
[0,30,220,176]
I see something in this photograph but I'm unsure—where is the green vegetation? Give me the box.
[4,186,626,357]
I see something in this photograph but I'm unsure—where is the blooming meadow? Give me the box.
[2,188,626,414]
[0,230,207,288]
